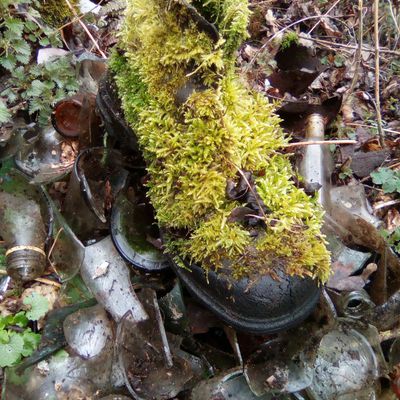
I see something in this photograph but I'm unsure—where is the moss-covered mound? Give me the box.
[39,0,78,27]
[112,0,330,282]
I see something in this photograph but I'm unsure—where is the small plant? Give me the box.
[0,292,49,367]
[371,167,400,194]
[381,227,400,254]
[280,31,299,49]
[0,0,78,125]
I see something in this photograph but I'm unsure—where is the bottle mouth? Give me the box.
[6,249,46,282]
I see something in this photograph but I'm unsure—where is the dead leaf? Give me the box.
[386,208,400,232]
[350,150,390,178]
[327,262,377,291]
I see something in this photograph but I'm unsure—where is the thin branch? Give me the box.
[374,0,385,148]
[64,0,107,59]
[343,0,363,105]
[34,277,62,288]
[307,0,341,35]
[284,139,357,147]
[346,122,400,135]
[304,37,400,56]
[249,15,339,66]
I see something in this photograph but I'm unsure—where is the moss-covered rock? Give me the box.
[112,0,330,282]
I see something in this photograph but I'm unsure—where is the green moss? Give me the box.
[112,0,331,282]
[38,0,78,27]
[281,30,299,49]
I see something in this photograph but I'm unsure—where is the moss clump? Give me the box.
[112,0,330,282]
[38,0,78,27]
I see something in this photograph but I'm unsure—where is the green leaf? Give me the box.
[13,40,31,56]
[0,330,9,344]
[23,293,49,321]
[24,20,37,32]
[0,55,17,71]
[371,168,395,186]
[334,54,346,68]
[382,177,400,194]
[0,333,24,367]
[39,37,50,46]
[12,312,29,328]
[5,18,24,37]
[21,330,41,357]
[28,98,44,114]
[0,100,11,124]
[15,52,30,64]
[26,79,46,97]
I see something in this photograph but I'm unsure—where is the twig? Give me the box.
[388,0,400,50]
[64,0,107,59]
[343,0,363,105]
[249,15,342,66]
[373,199,400,211]
[285,140,357,147]
[33,277,62,288]
[304,37,400,56]
[58,0,105,31]
[307,0,341,35]
[346,122,400,135]
[47,227,64,266]
[374,0,385,148]
[0,270,61,287]
[379,326,400,342]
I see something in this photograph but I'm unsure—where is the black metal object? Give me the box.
[171,259,321,334]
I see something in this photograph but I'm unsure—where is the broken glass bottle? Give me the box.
[14,125,76,184]
[117,288,205,399]
[307,321,381,400]
[63,147,128,242]
[0,169,51,281]
[81,235,148,323]
[111,192,170,272]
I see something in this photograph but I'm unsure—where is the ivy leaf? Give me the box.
[0,332,24,367]
[0,100,11,124]
[23,293,49,321]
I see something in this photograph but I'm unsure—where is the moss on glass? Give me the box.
[111,0,331,282]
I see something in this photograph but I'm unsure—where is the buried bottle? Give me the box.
[0,169,51,281]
